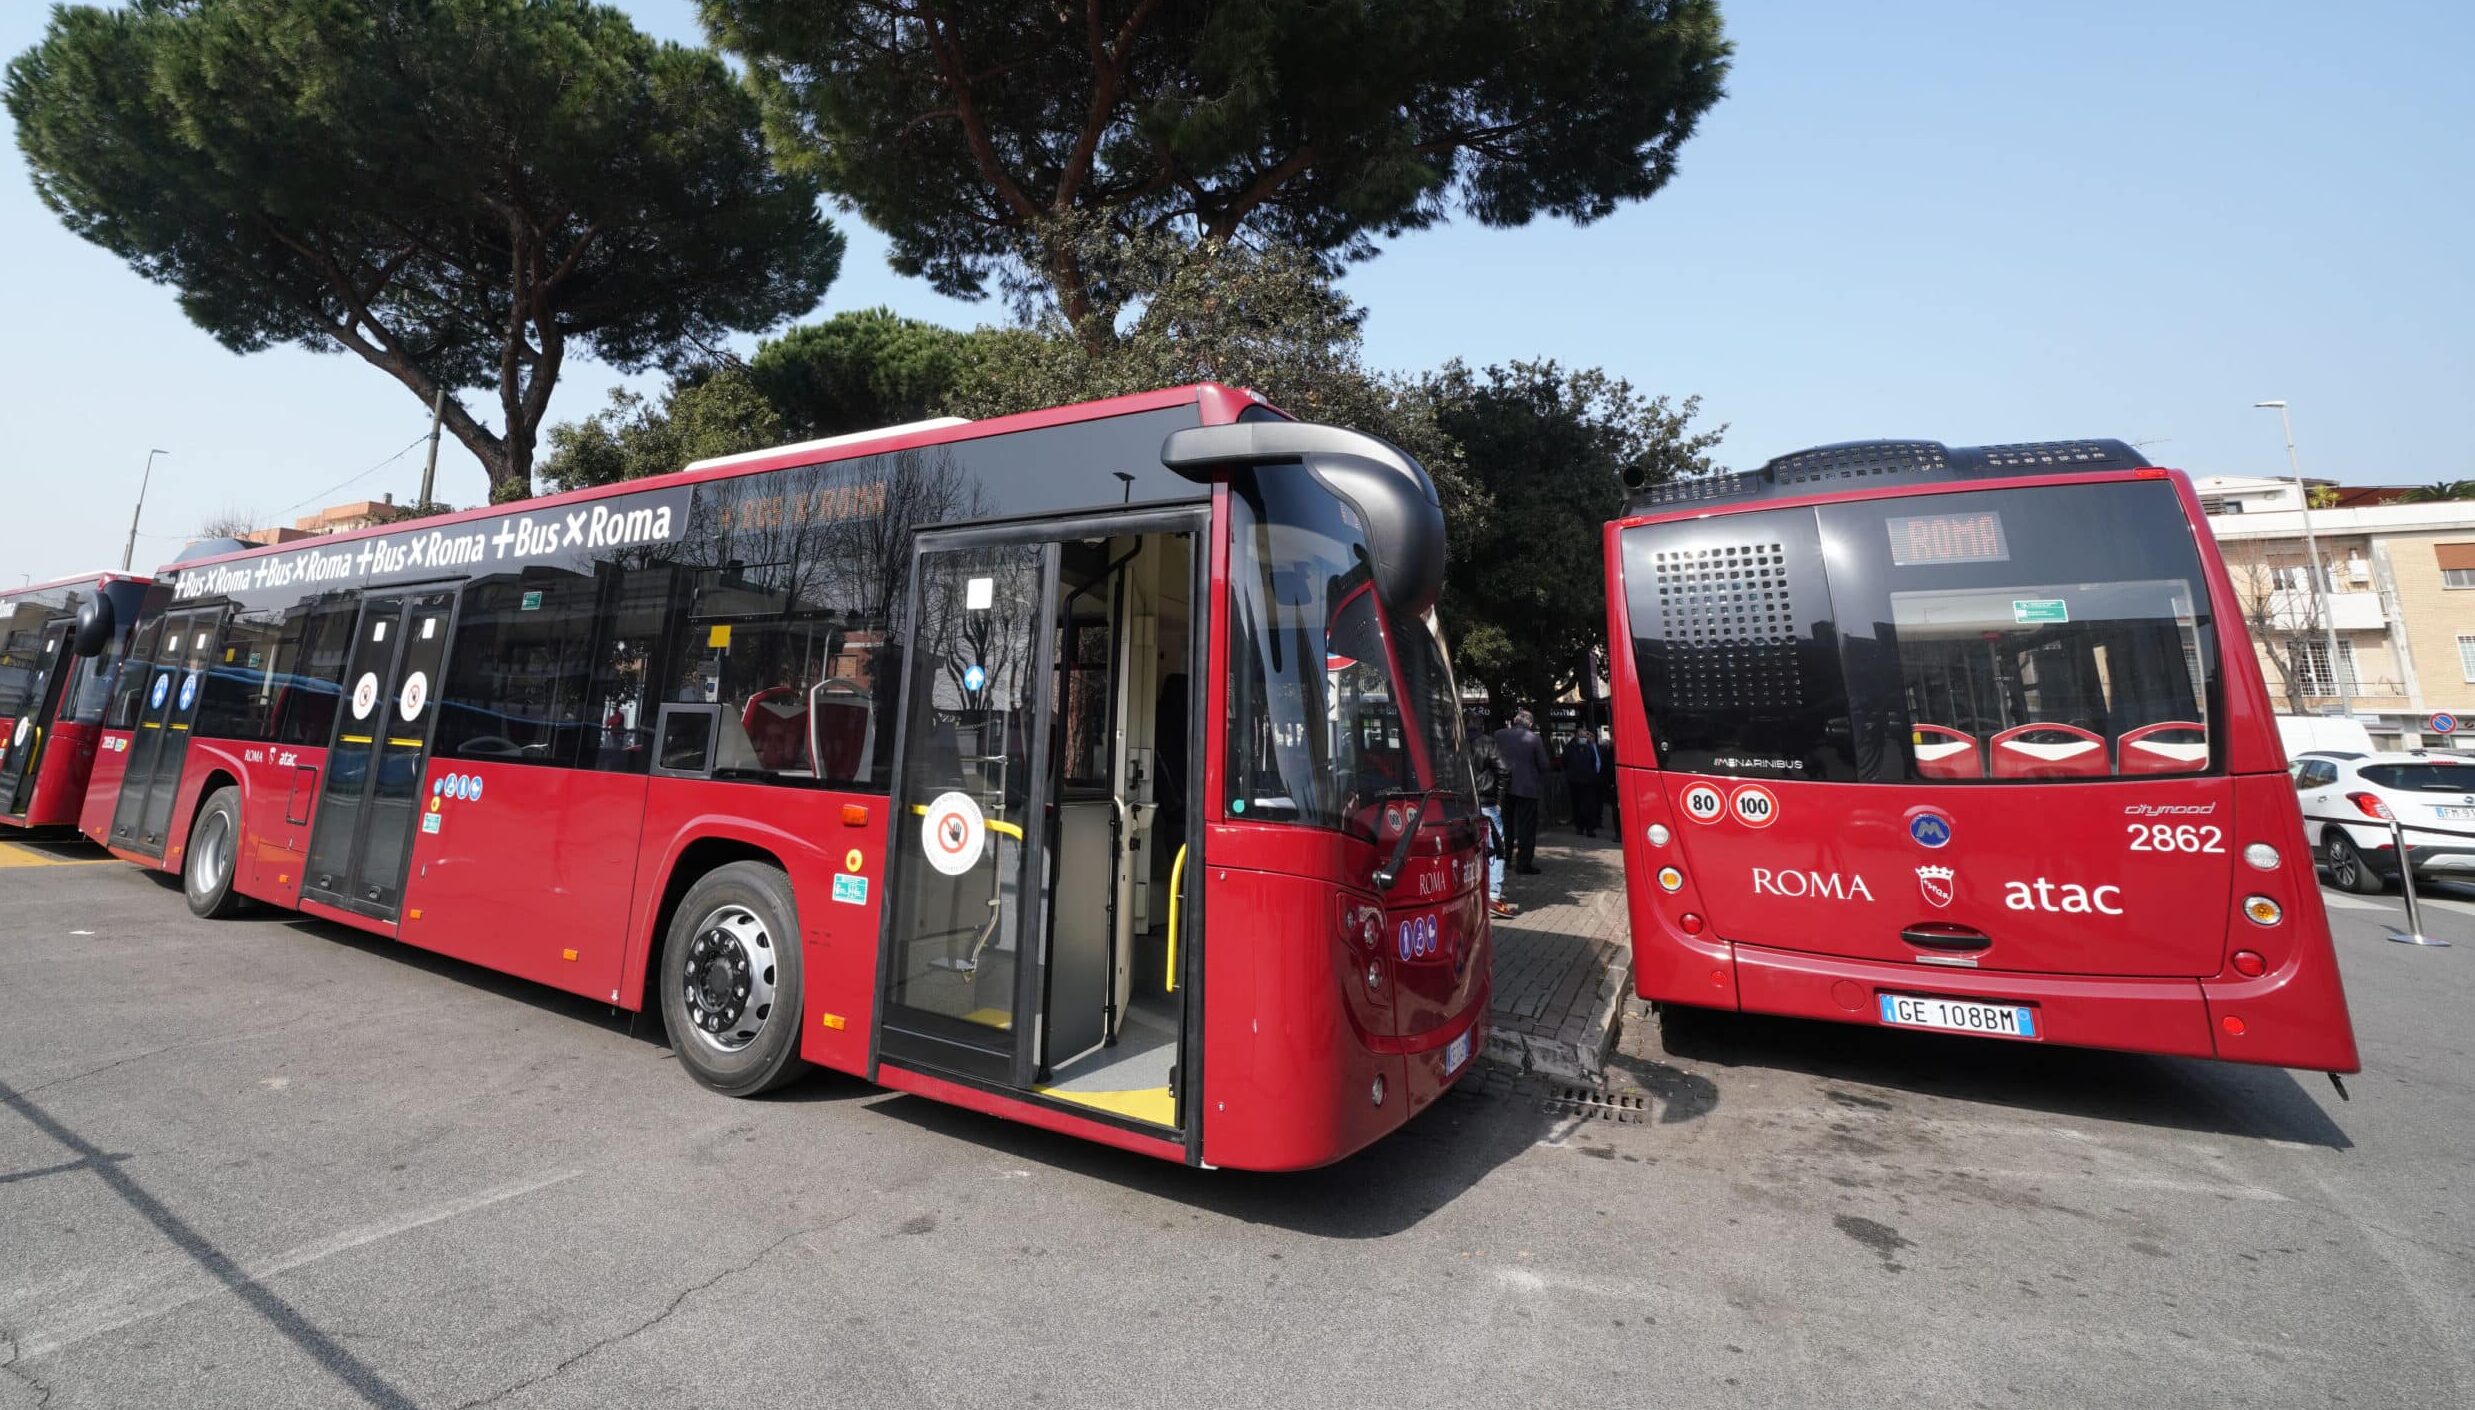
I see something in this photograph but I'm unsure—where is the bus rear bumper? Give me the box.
[1723,942,2260,1065]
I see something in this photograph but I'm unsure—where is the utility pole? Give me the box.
[417,388,447,510]
[2254,401,2355,719]
[121,448,169,571]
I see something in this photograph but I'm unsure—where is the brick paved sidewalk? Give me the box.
[1483,828,1633,1081]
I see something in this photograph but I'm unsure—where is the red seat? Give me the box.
[1989,723,2108,779]
[2117,721,2209,776]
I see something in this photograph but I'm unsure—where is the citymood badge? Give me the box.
[921,790,986,876]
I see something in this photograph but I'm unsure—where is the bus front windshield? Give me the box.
[1227,471,1468,839]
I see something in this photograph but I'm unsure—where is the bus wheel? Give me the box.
[2324,829,2388,896]
[183,787,248,919]
[660,862,807,1096]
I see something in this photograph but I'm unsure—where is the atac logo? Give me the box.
[1916,864,1955,909]
[1908,810,1953,848]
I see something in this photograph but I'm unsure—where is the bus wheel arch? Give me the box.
[654,853,808,1097]
[183,779,247,918]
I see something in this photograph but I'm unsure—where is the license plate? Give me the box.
[1878,993,2038,1040]
[2435,806,2475,821]
[1443,1031,1472,1075]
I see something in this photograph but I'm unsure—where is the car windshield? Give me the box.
[1225,468,1467,838]
[2360,763,2475,793]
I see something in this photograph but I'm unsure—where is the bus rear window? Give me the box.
[2358,763,2475,792]
[1621,480,2219,784]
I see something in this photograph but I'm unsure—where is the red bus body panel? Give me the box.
[1606,466,2358,1074]
[1,719,101,829]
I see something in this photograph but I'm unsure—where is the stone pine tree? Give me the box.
[8,0,845,502]
[702,0,1729,348]
[1424,361,1723,712]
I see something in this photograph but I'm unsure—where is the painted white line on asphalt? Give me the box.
[2319,891,2386,912]
[1492,1265,1648,1300]
[14,1167,584,1361]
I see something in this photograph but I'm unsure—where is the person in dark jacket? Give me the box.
[1493,709,1550,874]
[1563,728,1606,837]
[1466,728,1517,918]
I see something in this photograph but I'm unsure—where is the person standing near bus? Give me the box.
[1562,726,1605,837]
[1494,708,1549,875]
[1466,726,1518,918]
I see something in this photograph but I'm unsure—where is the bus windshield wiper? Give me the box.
[1371,789,1434,893]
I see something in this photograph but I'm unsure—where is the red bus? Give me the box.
[0,571,157,832]
[1605,438,2358,1074]
[99,385,1488,1169]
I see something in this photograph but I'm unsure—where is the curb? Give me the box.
[1485,944,1633,1084]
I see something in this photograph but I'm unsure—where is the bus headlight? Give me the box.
[2242,895,2282,926]
[2242,843,2280,871]
[1365,961,1383,991]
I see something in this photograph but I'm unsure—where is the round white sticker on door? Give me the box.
[920,790,987,877]
[350,672,380,720]
[398,670,429,722]
[1680,782,1725,824]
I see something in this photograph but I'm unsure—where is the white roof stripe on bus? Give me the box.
[683,417,974,473]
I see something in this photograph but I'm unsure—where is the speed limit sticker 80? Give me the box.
[1680,782,1725,823]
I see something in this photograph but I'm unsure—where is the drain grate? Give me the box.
[1542,1086,1649,1124]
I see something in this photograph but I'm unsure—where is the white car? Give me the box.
[2290,750,2475,894]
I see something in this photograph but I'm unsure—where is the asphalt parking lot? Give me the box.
[3,842,2471,1409]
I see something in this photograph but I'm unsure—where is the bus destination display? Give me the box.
[1886,510,2010,567]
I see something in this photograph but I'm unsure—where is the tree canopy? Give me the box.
[1426,361,1722,712]
[538,366,785,493]
[747,306,970,439]
[8,0,844,501]
[701,0,1729,342]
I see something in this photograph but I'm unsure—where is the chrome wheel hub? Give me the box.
[681,904,775,1054]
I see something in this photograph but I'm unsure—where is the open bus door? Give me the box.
[872,507,1203,1136]
[0,620,74,819]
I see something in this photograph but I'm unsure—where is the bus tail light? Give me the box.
[1679,912,1705,936]
[2231,949,2267,977]
[2243,895,2283,926]
[2346,791,2392,821]
[2242,842,2279,871]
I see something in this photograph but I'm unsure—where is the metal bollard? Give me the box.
[2385,813,2449,946]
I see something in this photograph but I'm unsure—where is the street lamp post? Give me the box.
[2253,401,2354,719]
[121,448,170,572]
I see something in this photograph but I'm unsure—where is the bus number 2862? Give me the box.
[2127,823,2223,854]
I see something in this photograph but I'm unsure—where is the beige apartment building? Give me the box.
[2199,474,2475,750]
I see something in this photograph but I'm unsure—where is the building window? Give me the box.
[2440,544,2475,588]
[2459,635,2475,684]
[2289,638,2359,696]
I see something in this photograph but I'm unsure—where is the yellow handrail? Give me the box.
[1165,843,1189,993]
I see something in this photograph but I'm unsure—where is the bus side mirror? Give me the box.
[1162,421,1446,618]
[71,595,116,658]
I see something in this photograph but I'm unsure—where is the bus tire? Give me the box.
[659,861,807,1096]
[2323,829,2387,895]
[183,787,248,919]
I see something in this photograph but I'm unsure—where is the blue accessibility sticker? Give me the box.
[831,873,869,906]
[1908,811,1953,848]
[962,663,987,692]
[149,674,169,709]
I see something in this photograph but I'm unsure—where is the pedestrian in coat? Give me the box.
[1493,709,1550,874]
[1563,728,1605,837]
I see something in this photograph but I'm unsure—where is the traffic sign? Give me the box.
[2431,711,2458,736]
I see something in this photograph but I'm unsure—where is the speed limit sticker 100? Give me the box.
[1730,784,1779,829]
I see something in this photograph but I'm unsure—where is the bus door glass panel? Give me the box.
[0,621,72,817]
[114,610,219,853]
[305,592,454,916]
[878,538,1055,1087]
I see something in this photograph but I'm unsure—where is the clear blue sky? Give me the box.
[4,1,2469,585]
